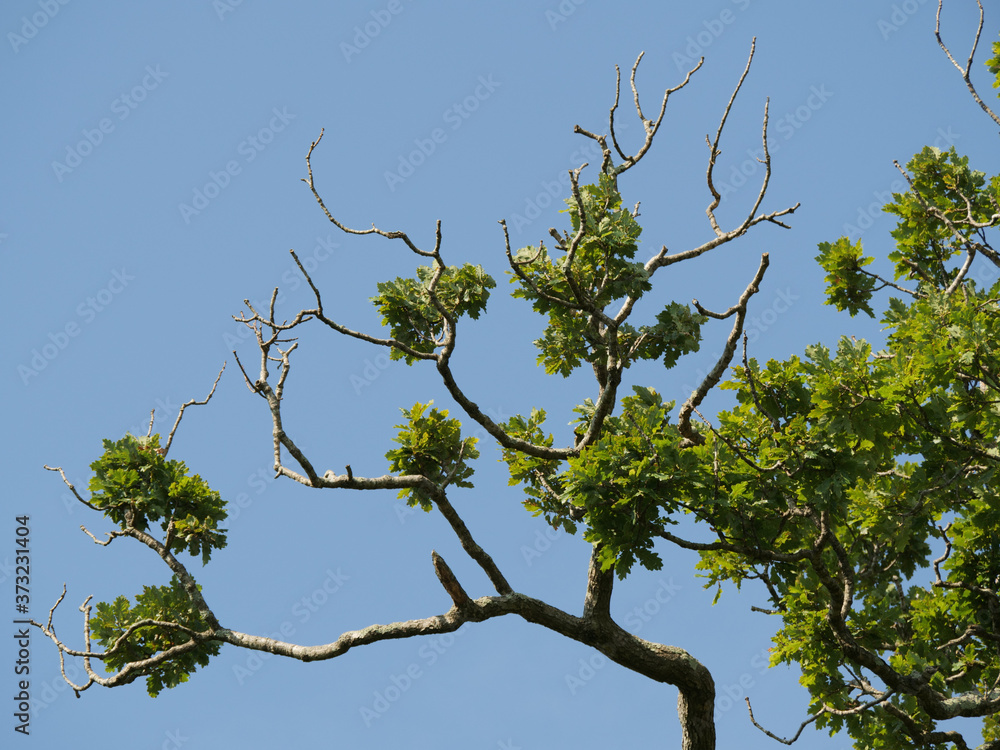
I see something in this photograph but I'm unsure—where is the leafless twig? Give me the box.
[163,363,226,454]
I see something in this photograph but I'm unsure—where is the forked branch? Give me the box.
[936,0,1000,127]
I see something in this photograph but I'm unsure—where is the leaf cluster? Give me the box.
[987,32,1000,87]
[90,575,221,697]
[385,402,479,510]
[698,282,1000,747]
[500,387,709,578]
[508,173,705,376]
[564,386,708,577]
[373,263,495,363]
[885,146,998,287]
[816,237,878,318]
[88,434,227,564]
[499,408,571,529]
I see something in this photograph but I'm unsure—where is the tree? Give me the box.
[33,2,1000,748]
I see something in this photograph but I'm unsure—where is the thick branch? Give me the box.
[583,545,614,622]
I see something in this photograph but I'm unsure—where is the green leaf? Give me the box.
[90,576,220,697]
[88,434,227,564]
[816,236,878,317]
[373,264,496,364]
[386,402,479,509]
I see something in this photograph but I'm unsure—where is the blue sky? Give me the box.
[3,1,999,748]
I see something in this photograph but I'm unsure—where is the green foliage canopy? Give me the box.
[52,27,1000,749]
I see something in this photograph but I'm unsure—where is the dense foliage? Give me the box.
[40,19,1000,750]
[89,434,227,564]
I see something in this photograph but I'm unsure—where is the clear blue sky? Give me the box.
[3,1,997,748]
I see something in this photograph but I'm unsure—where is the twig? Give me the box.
[43,465,99,511]
[163,363,226,454]
[935,0,1000,127]
[706,38,757,235]
[678,254,770,446]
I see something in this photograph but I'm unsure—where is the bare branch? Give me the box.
[936,0,1000,127]
[746,695,828,745]
[678,253,770,446]
[607,52,705,176]
[946,245,977,295]
[43,465,99,511]
[302,129,437,257]
[706,38,757,235]
[79,524,125,546]
[163,362,226,454]
[431,551,472,608]
[432,493,513,596]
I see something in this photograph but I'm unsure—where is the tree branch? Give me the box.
[935,0,1000,127]
[678,253,770,446]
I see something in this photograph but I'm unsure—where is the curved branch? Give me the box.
[164,362,226,454]
[607,52,705,176]
[705,37,756,235]
[43,464,99,511]
[678,253,770,447]
[745,695,830,745]
[302,129,438,257]
[936,0,1000,127]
